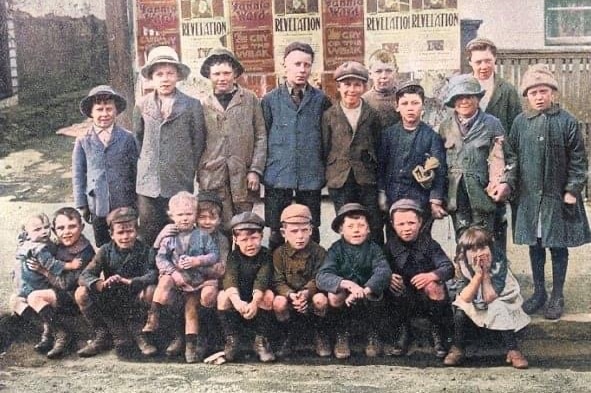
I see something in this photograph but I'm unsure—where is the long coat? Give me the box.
[377,121,447,209]
[198,85,266,203]
[439,110,505,214]
[72,125,138,217]
[322,100,381,188]
[133,90,206,198]
[484,75,522,136]
[261,83,332,191]
[503,105,591,247]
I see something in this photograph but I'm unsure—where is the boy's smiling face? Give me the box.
[53,214,83,247]
[91,99,117,129]
[339,215,370,246]
[197,209,221,234]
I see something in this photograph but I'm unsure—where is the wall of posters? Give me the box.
[135,0,181,67]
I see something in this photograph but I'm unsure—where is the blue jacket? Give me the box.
[261,83,331,190]
[377,121,447,209]
[72,125,138,217]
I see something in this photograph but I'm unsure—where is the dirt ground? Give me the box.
[2,133,591,392]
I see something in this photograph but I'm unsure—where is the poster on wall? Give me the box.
[322,1,365,72]
[272,0,323,85]
[135,0,181,67]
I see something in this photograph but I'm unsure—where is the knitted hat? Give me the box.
[444,74,485,107]
[520,64,558,96]
[79,85,127,118]
[200,47,244,78]
[280,204,312,224]
[141,46,191,80]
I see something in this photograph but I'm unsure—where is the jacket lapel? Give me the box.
[165,91,190,123]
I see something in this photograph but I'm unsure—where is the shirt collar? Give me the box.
[93,124,114,135]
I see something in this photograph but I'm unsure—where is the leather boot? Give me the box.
[46,325,71,359]
[219,311,241,361]
[77,326,112,357]
[506,350,529,369]
[544,295,565,320]
[166,333,184,357]
[142,303,161,333]
[431,325,448,358]
[334,332,350,359]
[254,335,275,363]
[365,331,381,357]
[384,323,410,356]
[443,345,464,366]
[276,322,295,359]
[523,243,547,314]
[136,333,158,357]
[185,334,207,363]
[313,315,331,357]
[34,322,53,353]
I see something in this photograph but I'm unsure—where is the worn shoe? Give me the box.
[46,329,70,359]
[136,334,158,357]
[365,332,381,358]
[276,336,294,359]
[431,326,448,359]
[224,334,240,362]
[522,291,548,315]
[34,323,53,353]
[142,310,160,333]
[314,332,331,358]
[254,335,275,363]
[166,334,184,357]
[334,333,351,359]
[443,345,464,366]
[506,350,529,369]
[544,296,565,320]
[77,328,112,357]
[384,325,410,356]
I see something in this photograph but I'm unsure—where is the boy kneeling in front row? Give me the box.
[75,207,157,357]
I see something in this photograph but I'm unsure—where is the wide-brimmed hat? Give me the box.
[444,74,485,107]
[200,47,244,78]
[334,61,369,82]
[331,203,369,233]
[141,46,191,80]
[230,212,265,231]
[280,204,312,224]
[520,63,558,96]
[79,85,127,118]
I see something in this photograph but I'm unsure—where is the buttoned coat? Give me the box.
[485,75,522,137]
[133,90,206,198]
[322,100,381,188]
[72,125,138,217]
[261,83,332,190]
[272,241,326,297]
[503,105,591,247]
[198,85,266,203]
[439,110,504,214]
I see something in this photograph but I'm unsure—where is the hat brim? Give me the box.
[444,90,485,108]
[79,93,127,118]
[141,61,191,81]
[331,209,370,233]
[232,223,264,231]
[200,55,244,78]
[521,82,558,97]
[335,74,368,82]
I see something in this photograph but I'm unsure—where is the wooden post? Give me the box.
[104,0,134,129]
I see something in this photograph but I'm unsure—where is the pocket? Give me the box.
[563,202,577,220]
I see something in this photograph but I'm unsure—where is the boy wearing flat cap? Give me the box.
[75,207,157,358]
[198,48,267,229]
[133,45,206,247]
[73,85,137,247]
[272,204,330,358]
[316,203,391,359]
[384,199,454,358]
[496,64,591,320]
[262,41,332,251]
[217,212,276,362]
[322,61,384,245]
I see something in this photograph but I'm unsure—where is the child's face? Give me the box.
[151,64,180,97]
[53,214,83,247]
[91,100,117,129]
[526,85,554,111]
[397,93,423,127]
[281,223,312,251]
[469,48,496,81]
[465,245,492,272]
[339,216,370,246]
[197,210,221,234]
[169,202,197,232]
[209,62,236,95]
[110,221,138,250]
[233,230,263,257]
[337,78,366,108]
[391,210,422,243]
[284,50,313,87]
[369,61,397,91]
[453,95,479,118]
[26,217,51,243]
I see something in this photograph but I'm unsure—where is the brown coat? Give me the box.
[198,86,267,203]
[322,101,381,188]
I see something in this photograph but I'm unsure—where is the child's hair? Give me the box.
[342,213,369,226]
[395,83,425,103]
[197,201,222,217]
[52,207,82,228]
[367,49,399,72]
[454,226,493,265]
[90,94,116,108]
[19,213,51,243]
[465,40,497,60]
[169,191,197,211]
[232,228,263,237]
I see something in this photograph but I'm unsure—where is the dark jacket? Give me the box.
[503,105,591,247]
[223,247,273,301]
[385,232,454,283]
[322,101,381,188]
[134,90,206,198]
[377,121,447,209]
[316,238,391,296]
[261,83,332,190]
[79,240,157,294]
[485,75,522,137]
[272,241,326,297]
[73,125,138,217]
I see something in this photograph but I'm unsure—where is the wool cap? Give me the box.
[520,63,558,96]
[79,85,127,118]
[197,190,223,212]
[444,74,485,107]
[200,47,244,78]
[106,206,138,227]
[389,198,424,217]
[284,41,314,60]
[230,211,265,231]
[331,203,369,233]
[280,204,312,224]
[334,61,369,82]
[141,45,191,80]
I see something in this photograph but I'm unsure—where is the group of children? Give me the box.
[9,38,590,371]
